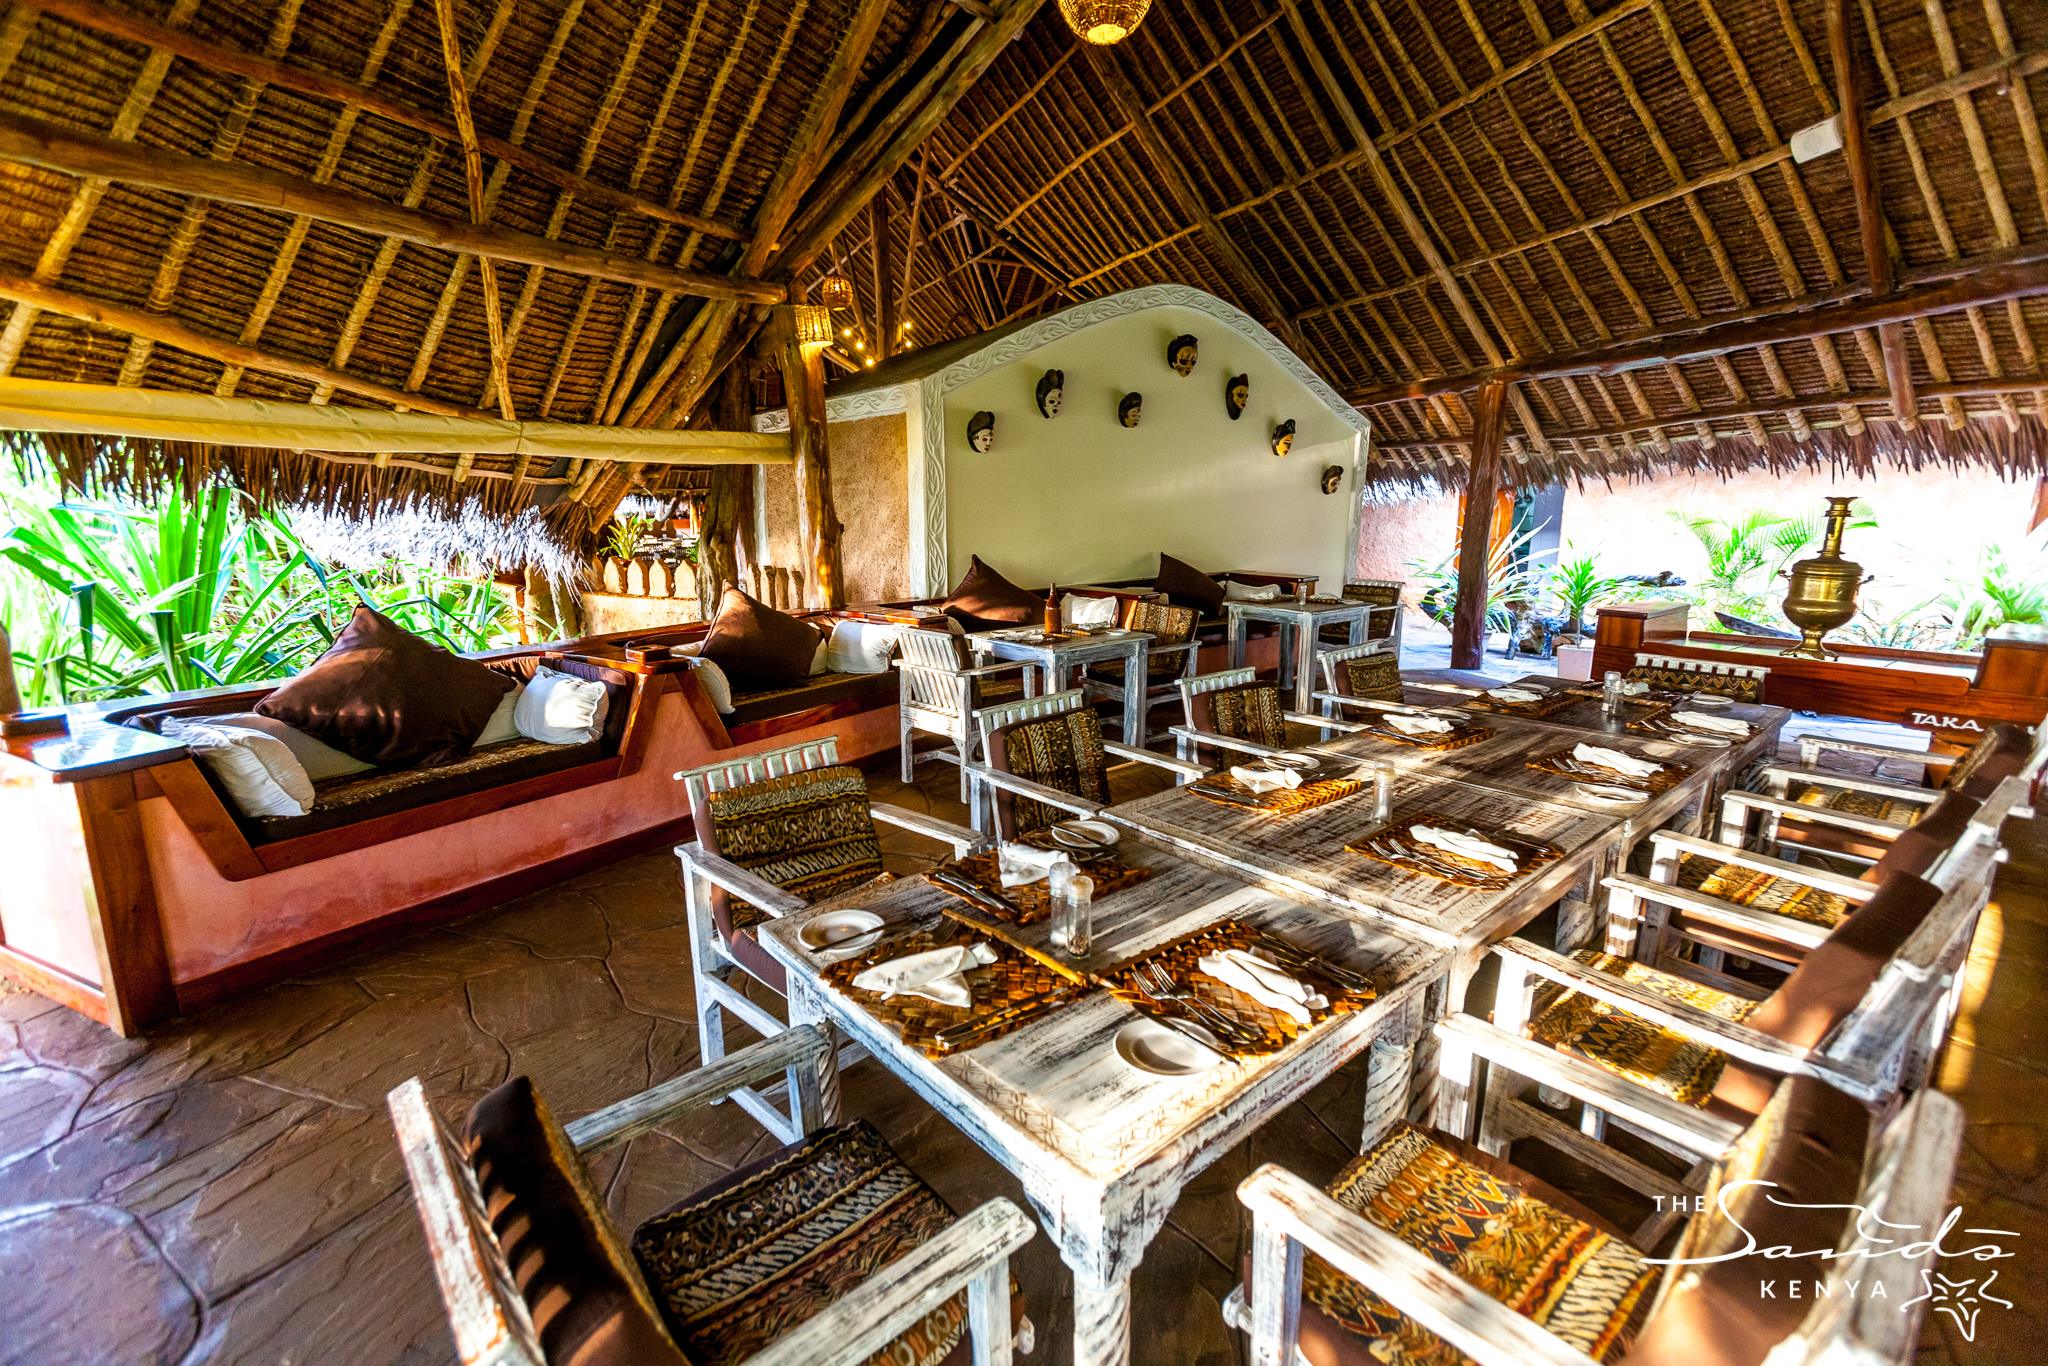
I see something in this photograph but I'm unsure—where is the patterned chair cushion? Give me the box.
[990,708,1111,836]
[1200,681,1287,748]
[703,765,884,924]
[1785,782,1923,827]
[1301,1124,1656,1366]
[1672,853,1854,931]
[1623,663,1763,702]
[1338,651,1403,703]
[1327,582,1401,643]
[1090,600,1200,686]
[634,1120,967,1366]
[1528,951,1761,1109]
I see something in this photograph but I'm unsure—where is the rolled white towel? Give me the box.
[1385,711,1454,736]
[853,943,998,1008]
[1487,686,1544,703]
[1230,763,1303,794]
[1572,742,1663,779]
[997,843,1068,888]
[1670,709,1750,736]
[1410,824,1519,873]
[1195,949,1327,1026]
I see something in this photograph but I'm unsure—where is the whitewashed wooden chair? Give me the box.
[896,621,1031,802]
[1315,578,1405,655]
[390,1026,1035,1366]
[675,737,980,1141]
[1722,721,2040,867]
[1437,791,2008,1239]
[1308,638,1406,719]
[1169,666,1365,765]
[1079,598,1202,742]
[1231,1075,1963,1366]
[1626,650,1769,702]
[964,688,1203,840]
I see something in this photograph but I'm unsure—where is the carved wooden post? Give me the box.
[696,365,755,617]
[1450,381,1508,671]
[771,301,845,609]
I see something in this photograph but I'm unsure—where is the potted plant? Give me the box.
[1546,552,1621,641]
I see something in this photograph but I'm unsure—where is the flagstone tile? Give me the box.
[0,1203,201,1366]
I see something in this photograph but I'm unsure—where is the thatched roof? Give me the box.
[0,0,2045,531]
[796,0,2048,493]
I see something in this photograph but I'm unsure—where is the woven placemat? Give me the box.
[1626,711,1752,743]
[1347,813,1563,890]
[1526,747,1688,793]
[821,921,1093,1057]
[1101,919,1374,1058]
[1187,772,1365,815]
[1462,689,1580,719]
[923,850,1153,926]
[1356,718,1495,751]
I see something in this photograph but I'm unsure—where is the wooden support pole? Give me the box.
[21,0,745,240]
[0,111,784,305]
[771,305,845,609]
[1828,0,1914,425]
[432,0,515,425]
[1353,253,2048,405]
[1450,383,1509,671]
[872,192,896,363]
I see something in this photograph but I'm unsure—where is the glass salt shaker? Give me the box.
[1046,854,1078,903]
[1601,669,1625,719]
[1053,874,1094,956]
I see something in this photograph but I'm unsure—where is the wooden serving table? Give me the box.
[1593,602,2048,747]
[759,833,1444,1366]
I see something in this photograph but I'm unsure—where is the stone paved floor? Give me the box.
[0,728,2041,1364]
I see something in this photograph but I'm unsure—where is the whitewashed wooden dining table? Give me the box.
[1224,596,1373,712]
[757,835,1445,1366]
[1106,765,1618,994]
[970,625,1153,744]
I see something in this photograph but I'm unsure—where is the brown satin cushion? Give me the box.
[1154,552,1225,615]
[699,587,824,690]
[255,605,514,768]
[1709,873,1942,1117]
[939,555,1040,631]
[1622,1078,1870,1366]
[465,1077,693,1366]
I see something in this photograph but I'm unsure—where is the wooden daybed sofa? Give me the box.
[0,612,909,1035]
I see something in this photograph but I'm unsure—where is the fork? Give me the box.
[1130,963,1262,1049]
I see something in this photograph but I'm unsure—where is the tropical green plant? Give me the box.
[0,478,515,704]
[1543,552,1622,636]
[602,512,654,561]
[1937,526,2048,649]
[1409,523,1556,634]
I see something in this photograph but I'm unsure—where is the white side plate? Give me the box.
[1051,818,1120,849]
[799,910,884,955]
[1114,1017,1224,1076]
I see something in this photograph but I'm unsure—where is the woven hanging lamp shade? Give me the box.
[1058,0,1150,45]
[815,274,855,310]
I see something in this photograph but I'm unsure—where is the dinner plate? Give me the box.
[1114,1017,1224,1076]
[799,909,884,954]
[1268,751,1321,770]
[1684,693,1735,708]
[1051,818,1120,850]
[1571,782,1648,804]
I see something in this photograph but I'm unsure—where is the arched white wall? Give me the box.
[934,301,1365,592]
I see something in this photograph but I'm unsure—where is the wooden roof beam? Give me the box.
[1827,0,1912,426]
[1351,252,2048,403]
[432,0,515,425]
[0,111,785,304]
[21,0,746,241]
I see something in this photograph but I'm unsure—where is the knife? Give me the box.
[929,868,1026,920]
[931,985,1077,1051]
[1188,782,1270,809]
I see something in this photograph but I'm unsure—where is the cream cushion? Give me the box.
[164,716,315,817]
[670,643,736,713]
[514,666,610,745]
[204,710,372,780]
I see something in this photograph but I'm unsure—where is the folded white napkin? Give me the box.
[1572,742,1663,779]
[997,843,1067,888]
[1230,763,1303,794]
[1488,686,1543,703]
[1385,711,1454,736]
[1613,679,1650,697]
[1196,949,1327,1026]
[853,943,998,1008]
[1670,709,1750,736]
[1410,824,1519,873]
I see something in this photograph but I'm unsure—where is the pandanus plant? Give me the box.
[1545,553,1622,637]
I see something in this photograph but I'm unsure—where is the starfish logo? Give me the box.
[1902,1269,2014,1343]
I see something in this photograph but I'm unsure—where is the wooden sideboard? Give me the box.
[1592,601,2048,746]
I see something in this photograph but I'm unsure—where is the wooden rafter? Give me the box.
[1827,0,1912,425]
[433,0,515,424]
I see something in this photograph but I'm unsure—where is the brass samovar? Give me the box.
[1779,497,1868,660]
